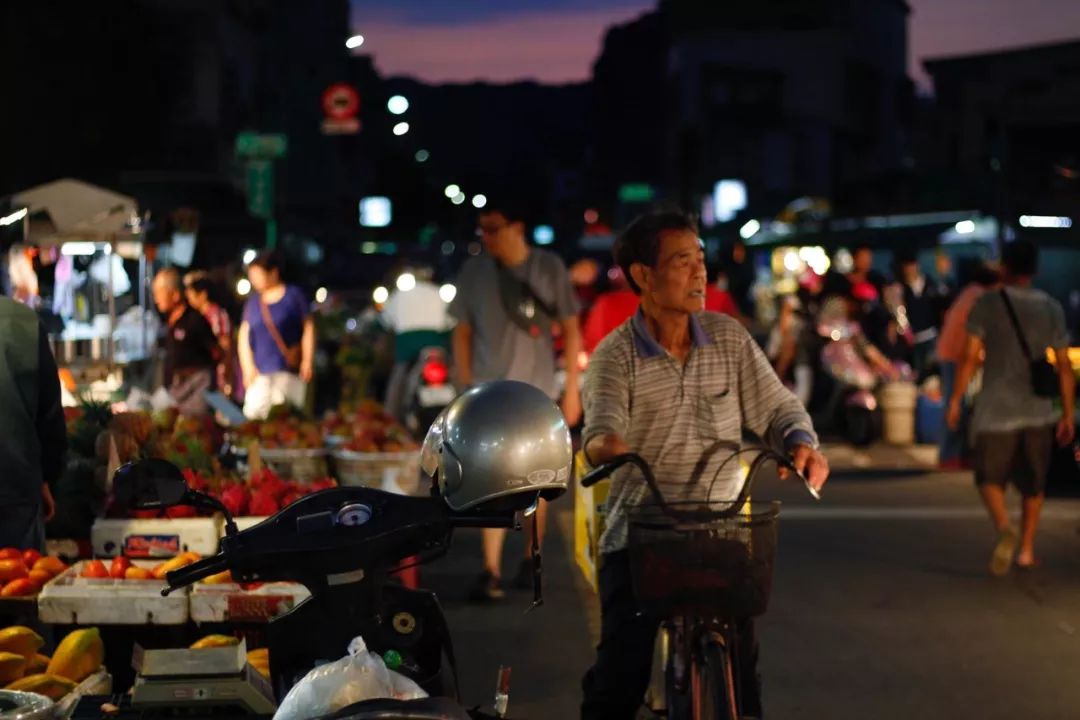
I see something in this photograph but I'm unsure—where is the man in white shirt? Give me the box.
[381,266,454,420]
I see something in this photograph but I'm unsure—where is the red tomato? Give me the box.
[21,549,41,568]
[109,556,132,579]
[81,559,109,579]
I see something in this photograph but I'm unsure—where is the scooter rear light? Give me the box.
[422,360,449,385]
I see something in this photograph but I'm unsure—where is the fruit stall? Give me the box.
[0,399,425,717]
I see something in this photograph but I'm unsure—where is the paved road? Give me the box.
[423,469,1080,719]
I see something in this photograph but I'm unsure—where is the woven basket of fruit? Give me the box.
[330,450,422,494]
[257,448,330,483]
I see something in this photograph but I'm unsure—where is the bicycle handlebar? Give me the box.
[579,445,817,521]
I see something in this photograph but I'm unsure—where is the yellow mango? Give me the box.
[27,653,49,674]
[6,673,78,700]
[46,627,104,683]
[0,626,44,663]
[0,651,27,684]
[190,635,240,650]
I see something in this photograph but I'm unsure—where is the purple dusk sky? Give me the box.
[350,0,1080,90]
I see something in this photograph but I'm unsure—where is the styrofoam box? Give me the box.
[38,560,190,625]
[190,581,310,624]
[92,516,224,558]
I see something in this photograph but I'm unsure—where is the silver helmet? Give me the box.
[421,381,572,512]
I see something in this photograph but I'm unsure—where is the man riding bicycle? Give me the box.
[580,209,829,719]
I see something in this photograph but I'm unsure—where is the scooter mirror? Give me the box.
[112,458,189,509]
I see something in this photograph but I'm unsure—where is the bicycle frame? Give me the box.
[581,445,813,720]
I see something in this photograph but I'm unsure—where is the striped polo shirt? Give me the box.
[583,309,817,554]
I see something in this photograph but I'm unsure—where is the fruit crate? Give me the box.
[38,560,190,625]
[258,447,330,483]
[330,449,422,494]
[190,580,310,624]
[91,517,223,558]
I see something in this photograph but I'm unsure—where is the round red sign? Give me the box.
[322,84,360,120]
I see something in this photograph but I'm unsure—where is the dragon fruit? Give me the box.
[249,490,279,517]
[220,483,250,517]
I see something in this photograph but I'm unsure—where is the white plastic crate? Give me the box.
[190,580,310,624]
[38,560,190,625]
[92,516,223,558]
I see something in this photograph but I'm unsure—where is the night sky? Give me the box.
[350,0,1080,90]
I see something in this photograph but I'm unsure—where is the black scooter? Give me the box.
[111,458,546,719]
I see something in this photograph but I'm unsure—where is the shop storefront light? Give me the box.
[0,208,27,226]
[236,278,252,296]
[439,284,457,303]
[396,272,416,292]
[739,219,760,240]
[61,242,98,256]
[315,287,328,303]
[373,286,389,304]
[1019,215,1072,228]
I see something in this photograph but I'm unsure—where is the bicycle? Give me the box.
[579,445,818,720]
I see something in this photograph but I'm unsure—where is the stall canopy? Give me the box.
[12,178,139,245]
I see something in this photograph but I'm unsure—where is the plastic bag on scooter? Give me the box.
[273,635,427,720]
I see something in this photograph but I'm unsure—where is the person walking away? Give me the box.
[580,209,829,719]
[381,266,454,420]
[724,239,756,318]
[0,296,65,550]
[893,249,938,377]
[184,272,235,400]
[935,263,999,470]
[238,251,315,420]
[449,198,582,600]
[946,239,1074,574]
[152,268,219,416]
[583,267,638,355]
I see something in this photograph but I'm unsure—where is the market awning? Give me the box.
[11,178,139,245]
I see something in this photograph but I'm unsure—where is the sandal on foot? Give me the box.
[989,527,1018,576]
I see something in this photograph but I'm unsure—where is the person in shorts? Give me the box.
[947,239,1075,574]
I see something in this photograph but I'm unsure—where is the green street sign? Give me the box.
[247,160,274,218]
[235,131,287,159]
[618,183,655,203]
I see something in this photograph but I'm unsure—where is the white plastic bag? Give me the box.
[273,635,427,720]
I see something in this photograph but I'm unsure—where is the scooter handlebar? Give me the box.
[161,554,229,596]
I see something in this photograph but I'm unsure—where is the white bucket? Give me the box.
[880,382,918,446]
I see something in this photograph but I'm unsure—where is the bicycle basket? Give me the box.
[626,500,779,617]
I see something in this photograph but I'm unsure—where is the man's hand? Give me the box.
[946,398,962,431]
[561,385,582,427]
[42,483,56,523]
[781,444,829,492]
[299,359,314,383]
[1056,415,1076,446]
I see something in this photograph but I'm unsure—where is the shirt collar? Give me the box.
[630,307,713,359]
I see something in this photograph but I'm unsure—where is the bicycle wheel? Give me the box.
[691,634,737,720]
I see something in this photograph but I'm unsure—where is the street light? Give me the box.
[237,278,252,296]
[439,284,457,303]
[396,272,416,292]
[387,95,409,115]
[346,34,365,49]
[242,248,257,265]
[471,194,487,209]
[392,122,409,136]
[373,286,389,304]
[451,192,466,206]
[444,184,461,199]
[315,287,328,303]
[415,149,430,163]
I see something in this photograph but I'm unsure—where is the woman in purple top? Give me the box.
[237,251,315,419]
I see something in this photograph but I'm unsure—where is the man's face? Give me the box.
[152,279,180,314]
[853,248,873,274]
[901,261,919,283]
[477,211,523,262]
[634,229,707,313]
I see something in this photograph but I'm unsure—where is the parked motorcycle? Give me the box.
[400,346,456,437]
[109,381,572,720]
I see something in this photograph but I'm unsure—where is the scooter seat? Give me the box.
[321,696,473,720]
